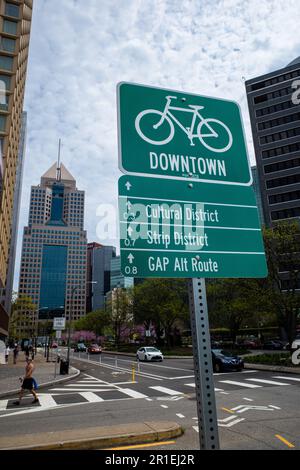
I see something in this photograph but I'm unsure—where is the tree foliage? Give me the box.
[73,309,111,337]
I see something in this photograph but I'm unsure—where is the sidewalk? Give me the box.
[0,421,183,450]
[0,350,79,398]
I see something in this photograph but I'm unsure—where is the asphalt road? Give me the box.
[0,353,299,450]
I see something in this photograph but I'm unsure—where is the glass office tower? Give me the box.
[17,162,87,338]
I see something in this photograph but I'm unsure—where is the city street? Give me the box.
[0,354,299,450]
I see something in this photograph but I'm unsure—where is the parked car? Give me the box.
[262,340,284,350]
[87,344,102,354]
[240,338,261,349]
[211,349,244,373]
[74,342,87,352]
[136,347,163,362]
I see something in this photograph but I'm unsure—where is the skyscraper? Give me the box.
[246,57,300,226]
[110,256,134,290]
[17,162,87,338]
[0,1,34,338]
[0,111,27,318]
[86,242,116,312]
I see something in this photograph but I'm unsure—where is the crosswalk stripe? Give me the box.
[273,376,300,382]
[185,383,223,392]
[219,380,261,389]
[150,386,184,396]
[50,388,115,392]
[0,400,8,411]
[38,394,57,407]
[245,378,290,386]
[78,392,104,402]
[65,384,111,387]
[120,389,148,399]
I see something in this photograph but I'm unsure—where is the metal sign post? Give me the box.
[188,277,220,450]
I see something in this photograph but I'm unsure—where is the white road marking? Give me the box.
[150,386,184,396]
[243,398,254,402]
[0,400,8,411]
[160,405,168,409]
[273,376,300,382]
[184,383,223,392]
[65,384,113,387]
[50,388,115,392]
[78,392,104,402]
[245,378,290,386]
[38,394,57,408]
[269,405,281,410]
[220,392,229,395]
[218,415,239,423]
[145,398,153,401]
[176,413,185,419]
[218,417,245,427]
[219,380,262,389]
[120,389,148,399]
[193,426,199,433]
[169,375,195,380]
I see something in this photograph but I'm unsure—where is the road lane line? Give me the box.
[222,407,235,414]
[150,386,184,396]
[65,384,112,387]
[0,400,8,411]
[269,405,281,410]
[184,383,223,392]
[193,426,199,433]
[120,389,148,399]
[245,378,290,386]
[107,441,176,450]
[50,388,115,392]
[243,398,254,402]
[218,418,245,427]
[275,435,295,448]
[219,380,261,388]
[78,392,104,402]
[160,405,168,409]
[176,413,185,418]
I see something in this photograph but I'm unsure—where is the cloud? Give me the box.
[14,0,300,288]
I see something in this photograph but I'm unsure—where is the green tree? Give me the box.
[9,293,37,340]
[133,279,189,347]
[262,221,300,343]
[105,288,134,348]
[73,309,111,336]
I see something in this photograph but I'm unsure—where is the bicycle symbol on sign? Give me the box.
[135,95,233,153]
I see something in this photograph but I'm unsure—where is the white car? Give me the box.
[136,347,163,362]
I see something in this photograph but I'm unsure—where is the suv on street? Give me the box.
[74,342,87,352]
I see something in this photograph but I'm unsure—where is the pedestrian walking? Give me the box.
[5,345,10,364]
[13,344,18,364]
[14,358,39,406]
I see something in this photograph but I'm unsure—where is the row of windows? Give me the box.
[2,19,18,35]
[0,36,16,53]
[0,54,13,71]
[258,112,300,132]
[5,2,20,18]
[271,206,300,220]
[262,141,300,159]
[266,173,300,189]
[264,157,300,174]
[251,69,300,91]
[260,127,300,145]
[254,86,291,104]
[256,99,295,118]
[269,190,300,205]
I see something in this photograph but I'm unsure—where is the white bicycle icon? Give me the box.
[135,95,233,153]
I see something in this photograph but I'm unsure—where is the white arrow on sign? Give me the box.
[126,201,132,210]
[128,254,134,264]
[127,226,133,237]
[125,182,132,191]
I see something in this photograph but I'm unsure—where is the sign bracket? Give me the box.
[188,277,220,450]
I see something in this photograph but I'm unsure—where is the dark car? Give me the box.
[87,344,102,354]
[212,349,244,373]
[74,342,87,352]
[262,340,284,350]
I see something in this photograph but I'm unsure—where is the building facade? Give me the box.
[110,256,134,290]
[17,163,87,338]
[86,242,116,312]
[246,57,300,226]
[251,165,265,226]
[0,1,33,296]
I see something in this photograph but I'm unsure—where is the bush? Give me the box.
[243,353,298,367]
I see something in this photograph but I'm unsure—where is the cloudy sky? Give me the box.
[14,0,300,287]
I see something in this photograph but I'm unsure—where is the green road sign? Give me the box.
[119,175,267,278]
[118,82,252,186]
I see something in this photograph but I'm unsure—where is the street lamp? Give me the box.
[66,281,97,368]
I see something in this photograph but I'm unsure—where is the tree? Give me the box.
[9,293,37,340]
[262,221,300,343]
[133,279,189,347]
[106,288,134,348]
[73,309,111,337]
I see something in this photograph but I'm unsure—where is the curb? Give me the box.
[1,421,183,450]
[0,366,80,399]
[244,363,300,374]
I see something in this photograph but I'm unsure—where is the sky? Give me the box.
[13,0,300,288]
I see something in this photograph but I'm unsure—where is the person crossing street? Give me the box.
[14,358,39,406]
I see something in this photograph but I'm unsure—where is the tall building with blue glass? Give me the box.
[17,162,87,337]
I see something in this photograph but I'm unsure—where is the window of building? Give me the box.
[262,141,300,159]
[271,206,300,221]
[0,37,16,53]
[3,19,18,35]
[5,2,20,18]
[0,115,6,132]
[0,55,13,71]
[264,157,300,174]
[0,74,11,91]
[266,173,300,189]
[269,190,300,205]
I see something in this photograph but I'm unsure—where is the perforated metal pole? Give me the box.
[188,278,220,450]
